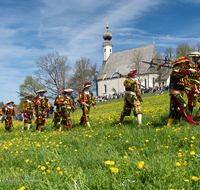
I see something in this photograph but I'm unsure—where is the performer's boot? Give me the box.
[167,118,174,126]
[68,125,72,130]
[86,122,91,127]
[59,124,64,132]
[185,115,196,125]
[137,114,142,125]
[119,115,124,125]
[54,122,57,129]
[27,124,31,130]
[38,125,42,132]
[80,117,84,125]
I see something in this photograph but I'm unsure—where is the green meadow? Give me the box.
[0,92,200,190]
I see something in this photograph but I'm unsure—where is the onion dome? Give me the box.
[103,22,112,41]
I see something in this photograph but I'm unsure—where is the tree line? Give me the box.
[16,52,99,111]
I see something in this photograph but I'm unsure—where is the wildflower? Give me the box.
[105,161,115,165]
[110,167,119,173]
[78,167,81,170]
[57,167,61,171]
[68,174,72,178]
[183,161,187,166]
[165,146,168,149]
[46,162,50,165]
[42,172,46,175]
[47,170,51,173]
[37,144,40,148]
[124,156,127,159]
[191,136,195,140]
[145,140,149,142]
[138,161,144,169]
[41,166,46,170]
[74,149,77,152]
[175,162,181,166]
[59,171,63,175]
[184,179,189,182]
[26,159,29,163]
[18,187,25,190]
[191,176,199,181]
[190,151,195,155]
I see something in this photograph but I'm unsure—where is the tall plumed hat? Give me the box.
[83,82,92,89]
[128,70,137,77]
[173,57,190,66]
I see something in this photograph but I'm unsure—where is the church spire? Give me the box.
[102,20,113,62]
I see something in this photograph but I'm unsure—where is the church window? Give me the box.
[144,79,146,88]
[104,84,107,93]
[110,49,111,52]
[104,49,106,52]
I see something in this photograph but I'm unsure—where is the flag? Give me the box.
[102,73,107,81]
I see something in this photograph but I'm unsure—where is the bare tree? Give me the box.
[176,43,195,58]
[164,47,175,60]
[68,57,94,95]
[35,52,71,99]
[194,42,200,52]
[130,49,144,83]
[90,63,99,95]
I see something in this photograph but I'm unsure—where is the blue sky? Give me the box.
[1,0,200,104]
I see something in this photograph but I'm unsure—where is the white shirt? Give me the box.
[27,99,32,103]
[84,91,89,95]
[7,105,13,109]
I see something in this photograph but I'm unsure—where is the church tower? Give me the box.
[102,20,113,62]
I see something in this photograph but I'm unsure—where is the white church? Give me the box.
[97,23,170,96]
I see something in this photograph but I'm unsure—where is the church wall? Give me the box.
[98,77,125,96]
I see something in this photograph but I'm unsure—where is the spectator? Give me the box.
[17,111,23,122]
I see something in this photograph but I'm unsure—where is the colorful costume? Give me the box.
[168,57,197,125]
[53,95,62,129]
[58,89,76,131]
[23,99,34,124]
[185,60,199,116]
[120,70,143,125]
[77,83,96,127]
[2,101,15,131]
[33,89,49,132]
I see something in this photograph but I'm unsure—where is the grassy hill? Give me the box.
[0,92,200,190]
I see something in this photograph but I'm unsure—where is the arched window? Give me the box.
[104,84,107,93]
[144,79,146,88]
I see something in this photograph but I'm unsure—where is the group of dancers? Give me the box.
[1,82,96,132]
[1,52,200,132]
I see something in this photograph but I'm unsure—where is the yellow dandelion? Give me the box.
[175,162,181,166]
[110,167,119,173]
[191,176,199,181]
[190,151,195,155]
[41,166,46,170]
[57,167,61,171]
[138,161,144,169]
[25,159,29,163]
